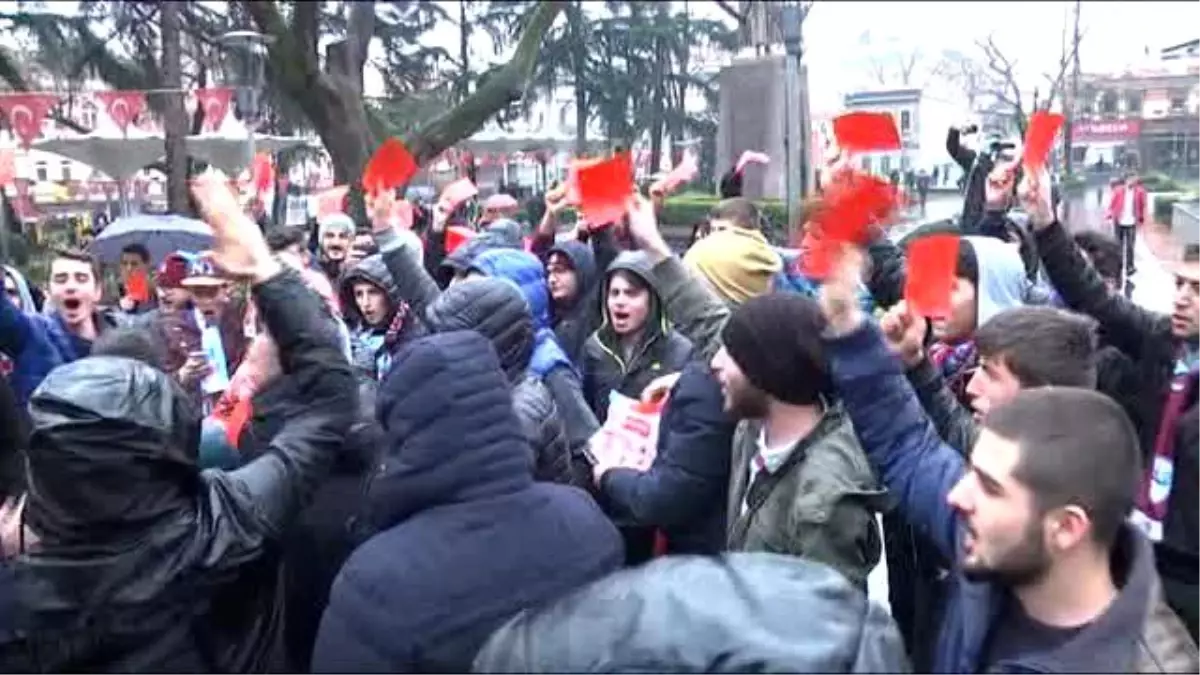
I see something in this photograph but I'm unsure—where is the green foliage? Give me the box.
[1141,172,1188,193]
[1154,195,1180,224]
[659,194,789,242]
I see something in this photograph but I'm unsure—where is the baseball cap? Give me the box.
[156,253,190,289]
[180,256,225,287]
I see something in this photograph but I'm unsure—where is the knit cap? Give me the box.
[719,292,832,405]
[684,228,782,306]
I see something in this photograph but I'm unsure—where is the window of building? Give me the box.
[35,161,48,182]
[1169,89,1187,113]
[900,110,912,134]
[80,102,98,129]
[1125,91,1143,117]
[61,161,72,182]
[861,156,872,173]
[900,155,911,172]
[880,155,892,174]
[1099,90,1119,115]
[558,104,570,131]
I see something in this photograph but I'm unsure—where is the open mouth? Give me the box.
[62,298,81,312]
[611,310,630,324]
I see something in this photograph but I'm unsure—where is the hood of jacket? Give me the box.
[545,240,598,313]
[469,248,552,331]
[473,552,909,673]
[597,250,671,349]
[965,235,1036,328]
[439,230,520,283]
[339,254,401,328]
[2,266,35,313]
[483,218,525,247]
[363,331,533,531]
[25,356,199,551]
[425,277,534,383]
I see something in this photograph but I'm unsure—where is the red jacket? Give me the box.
[1107,184,1147,226]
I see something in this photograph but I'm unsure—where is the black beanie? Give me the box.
[720,293,832,406]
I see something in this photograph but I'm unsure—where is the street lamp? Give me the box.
[218,29,274,173]
[780,4,804,238]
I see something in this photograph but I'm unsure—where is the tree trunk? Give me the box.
[457,0,471,103]
[568,1,589,155]
[245,0,563,204]
[161,0,190,214]
[648,10,667,175]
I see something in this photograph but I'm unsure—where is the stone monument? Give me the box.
[716,55,811,201]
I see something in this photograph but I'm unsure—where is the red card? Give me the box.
[650,153,698,195]
[817,172,898,244]
[1022,111,1064,172]
[361,137,418,195]
[439,177,478,210]
[316,185,349,218]
[126,269,150,303]
[904,234,961,318]
[832,112,902,153]
[445,225,476,255]
[575,153,634,226]
[216,396,253,448]
[251,153,274,194]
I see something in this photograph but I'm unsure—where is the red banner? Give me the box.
[1072,119,1141,143]
[93,90,147,134]
[194,88,233,132]
[0,93,61,148]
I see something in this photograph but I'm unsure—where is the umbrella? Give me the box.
[91,214,213,266]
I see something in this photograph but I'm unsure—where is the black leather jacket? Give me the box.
[1,270,356,673]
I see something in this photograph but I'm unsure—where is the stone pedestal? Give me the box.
[716,55,810,201]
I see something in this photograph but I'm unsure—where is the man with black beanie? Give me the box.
[710,292,885,589]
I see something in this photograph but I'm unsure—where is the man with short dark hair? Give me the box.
[708,197,762,233]
[884,305,1100,454]
[0,248,127,405]
[118,244,154,314]
[818,253,1199,673]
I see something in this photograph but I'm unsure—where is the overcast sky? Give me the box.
[4,0,1196,113]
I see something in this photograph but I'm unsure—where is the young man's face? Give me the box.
[189,283,229,320]
[1171,262,1200,341]
[353,281,390,327]
[965,357,1023,420]
[119,251,148,279]
[710,345,769,419]
[932,277,978,344]
[157,285,191,311]
[48,258,101,326]
[321,229,352,261]
[545,252,579,305]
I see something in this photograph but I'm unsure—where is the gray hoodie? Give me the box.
[2,266,35,314]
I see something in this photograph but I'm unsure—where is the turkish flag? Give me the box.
[93,90,147,134]
[194,88,234,132]
[0,93,61,149]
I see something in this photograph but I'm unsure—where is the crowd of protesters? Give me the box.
[0,122,1196,673]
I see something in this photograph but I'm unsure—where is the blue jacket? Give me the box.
[600,362,737,554]
[312,331,623,673]
[470,248,574,378]
[773,248,876,313]
[826,320,1192,673]
[0,293,125,405]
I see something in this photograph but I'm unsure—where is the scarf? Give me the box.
[928,340,978,403]
[1131,357,1199,542]
[365,300,411,381]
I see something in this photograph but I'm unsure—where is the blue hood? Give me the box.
[470,248,552,331]
[364,331,533,530]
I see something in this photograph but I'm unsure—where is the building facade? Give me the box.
[841,87,971,190]
[1072,39,1200,176]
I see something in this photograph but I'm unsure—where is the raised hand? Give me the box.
[191,170,280,284]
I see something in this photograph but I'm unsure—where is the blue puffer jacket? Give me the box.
[0,294,126,405]
[773,247,876,313]
[470,248,574,378]
[312,331,622,673]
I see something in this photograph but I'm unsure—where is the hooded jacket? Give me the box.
[0,282,131,406]
[1,267,34,315]
[828,320,1199,674]
[311,331,623,673]
[426,278,577,487]
[437,219,524,287]
[473,553,910,673]
[583,252,695,420]
[339,254,419,384]
[1,270,355,673]
[545,240,600,365]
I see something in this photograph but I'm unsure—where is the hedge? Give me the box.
[659,195,790,243]
[1154,195,1180,224]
